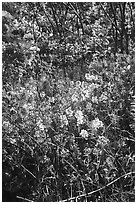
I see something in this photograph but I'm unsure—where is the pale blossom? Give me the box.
[75,110,84,125]
[91,96,98,103]
[92,118,104,130]
[37,119,45,131]
[86,102,93,112]
[72,93,79,102]
[97,136,109,147]
[80,129,89,139]
[99,93,108,102]
[66,107,73,117]
[82,89,90,99]
[60,114,68,126]
[75,81,81,87]
[85,73,99,81]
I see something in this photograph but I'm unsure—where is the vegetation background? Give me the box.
[2,2,135,202]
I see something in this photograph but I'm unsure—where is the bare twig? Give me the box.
[16,196,34,202]
[21,164,36,179]
[61,171,135,202]
[99,3,120,32]
[49,3,62,38]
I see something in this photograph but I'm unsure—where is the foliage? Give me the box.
[2,2,135,202]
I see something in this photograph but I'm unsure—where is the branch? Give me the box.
[76,3,85,35]
[16,196,34,202]
[99,3,120,32]
[61,171,135,202]
[49,3,62,38]
[40,3,56,35]
[21,164,36,179]
[68,3,84,35]
[128,2,135,28]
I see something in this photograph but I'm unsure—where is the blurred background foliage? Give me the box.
[2,2,135,202]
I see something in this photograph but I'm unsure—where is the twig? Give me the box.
[99,3,120,32]
[21,164,36,179]
[61,171,135,202]
[16,196,34,202]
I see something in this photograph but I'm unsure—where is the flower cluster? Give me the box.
[75,110,84,125]
[66,107,73,117]
[97,136,110,147]
[92,118,104,131]
[85,73,97,80]
[36,118,45,131]
[80,129,89,140]
[60,114,69,127]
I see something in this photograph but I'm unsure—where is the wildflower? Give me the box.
[75,110,84,125]
[127,65,131,70]
[19,106,28,118]
[82,89,90,99]
[66,107,73,117]
[80,129,89,140]
[10,138,16,144]
[81,81,88,89]
[97,136,109,147]
[72,93,79,102]
[91,96,98,103]
[81,93,86,101]
[85,73,93,81]
[49,96,55,103]
[85,73,99,81]
[106,157,116,170]
[60,148,69,157]
[40,91,46,98]
[70,80,74,87]
[75,81,81,87]
[84,147,92,156]
[3,121,13,132]
[93,147,102,156]
[86,102,92,112]
[99,93,108,102]
[111,113,119,125]
[92,118,104,130]
[37,119,45,131]
[88,83,95,92]
[60,114,68,126]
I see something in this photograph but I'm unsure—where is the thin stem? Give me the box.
[61,171,135,202]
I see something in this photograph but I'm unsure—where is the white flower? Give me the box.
[40,91,46,98]
[10,138,16,144]
[70,80,74,87]
[92,118,104,130]
[81,93,86,101]
[82,89,90,99]
[81,81,88,89]
[86,102,92,111]
[75,110,84,125]
[75,81,81,87]
[85,73,93,81]
[66,107,73,117]
[37,118,45,131]
[38,123,45,131]
[85,73,99,81]
[72,93,79,102]
[88,83,95,92]
[99,93,108,102]
[127,65,131,70]
[97,136,109,147]
[80,129,89,139]
[91,96,98,103]
[60,114,68,126]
